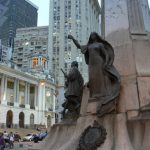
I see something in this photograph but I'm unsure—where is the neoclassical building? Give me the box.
[0,63,57,129]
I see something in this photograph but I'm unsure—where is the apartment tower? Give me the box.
[48,0,100,85]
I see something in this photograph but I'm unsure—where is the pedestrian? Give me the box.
[0,133,4,150]
[9,132,14,149]
[3,131,9,148]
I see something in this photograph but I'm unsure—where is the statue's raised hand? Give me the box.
[68,34,74,40]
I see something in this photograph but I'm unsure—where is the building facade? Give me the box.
[48,0,100,85]
[13,26,49,72]
[140,0,150,33]
[0,0,38,47]
[0,63,57,128]
[0,39,12,63]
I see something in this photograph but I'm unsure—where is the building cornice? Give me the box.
[25,0,39,10]
[16,26,49,32]
[0,64,39,84]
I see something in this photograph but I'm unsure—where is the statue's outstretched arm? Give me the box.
[68,35,81,49]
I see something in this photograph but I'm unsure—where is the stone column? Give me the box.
[38,56,42,66]
[27,83,30,105]
[34,85,38,107]
[25,82,28,105]
[52,89,55,113]
[127,0,146,35]
[2,76,7,104]
[14,79,19,104]
[0,75,5,102]
[1,76,7,105]
[46,61,48,69]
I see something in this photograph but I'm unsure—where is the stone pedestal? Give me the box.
[43,113,135,150]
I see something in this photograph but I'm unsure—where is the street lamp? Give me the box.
[40,82,45,86]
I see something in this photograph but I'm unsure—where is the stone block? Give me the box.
[134,40,150,76]
[127,110,139,120]
[117,76,139,112]
[137,77,150,109]
[80,86,89,116]
[86,101,98,115]
[105,0,129,37]
[113,43,136,76]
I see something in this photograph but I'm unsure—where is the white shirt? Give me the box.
[9,135,14,142]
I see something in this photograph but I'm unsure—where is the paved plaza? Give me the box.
[4,141,43,150]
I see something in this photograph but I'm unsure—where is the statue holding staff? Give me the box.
[61,61,84,119]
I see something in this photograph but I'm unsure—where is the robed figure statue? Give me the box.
[68,32,120,117]
[61,61,84,119]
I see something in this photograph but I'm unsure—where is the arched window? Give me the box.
[19,112,24,128]
[6,110,13,128]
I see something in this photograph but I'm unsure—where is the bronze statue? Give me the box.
[61,61,84,119]
[68,32,120,117]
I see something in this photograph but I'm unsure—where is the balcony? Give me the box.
[7,102,14,106]
[48,108,53,111]
[19,104,25,108]
[30,106,35,110]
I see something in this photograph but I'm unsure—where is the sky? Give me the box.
[30,0,150,26]
[30,0,49,26]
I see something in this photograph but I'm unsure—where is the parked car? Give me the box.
[38,132,48,141]
[22,134,33,141]
[32,132,48,143]
[32,134,39,143]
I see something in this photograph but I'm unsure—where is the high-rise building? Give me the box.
[48,0,100,85]
[0,39,12,63]
[13,26,49,73]
[0,0,38,47]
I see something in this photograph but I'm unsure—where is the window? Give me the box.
[32,57,38,68]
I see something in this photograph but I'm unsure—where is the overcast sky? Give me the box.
[30,0,150,26]
[30,0,49,26]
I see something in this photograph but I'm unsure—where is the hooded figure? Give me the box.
[68,32,120,116]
